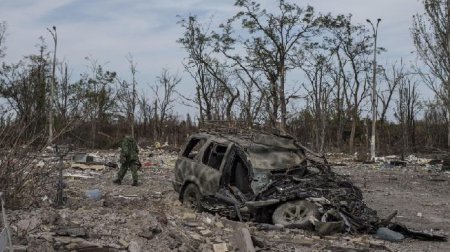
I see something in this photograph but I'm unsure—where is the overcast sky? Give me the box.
[0,0,425,115]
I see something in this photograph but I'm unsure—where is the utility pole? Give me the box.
[47,26,57,144]
[366,18,381,161]
[447,0,450,149]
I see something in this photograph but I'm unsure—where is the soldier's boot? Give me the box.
[130,163,138,186]
[114,163,128,185]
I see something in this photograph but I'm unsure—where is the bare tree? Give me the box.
[54,61,84,122]
[47,26,57,144]
[334,17,373,152]
[117,55,138,137]
[327,41,349,150]
[412,0,450,147]
[301,51,335,152]
[0,21,6,59]
[177,16,218,123]
[201,60,239,121]
[236,71,264,127]
[80,58,117,147]
[137,93,152,136]
[151,69,181,141]
[423,99,447,146]
[178,16,239,123]
[0,40,50,140]
[379,60,406,122]
[395,77,421,156]
[215,0,322,133]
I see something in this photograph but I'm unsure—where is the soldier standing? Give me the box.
[113,135,139,186]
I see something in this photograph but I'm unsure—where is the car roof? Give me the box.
[191,131,306,170]
[192,131,299,148]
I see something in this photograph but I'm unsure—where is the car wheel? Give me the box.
[272,200,319,229]
[182,183,202,211]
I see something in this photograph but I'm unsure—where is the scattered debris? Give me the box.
[72,153,96,163]
[113,194,139,199]
[376,227,405,242]
[2,145,449,251]
[443,158,450,171]
[182,212,196,220]
[389,160,407,167]
[54,226,87,238]
[85,189,102,201]
[128,240,141,252]
[213,243,228,252]
[233,228,255,252]
[64,173,95,179]
[71,163,105,171]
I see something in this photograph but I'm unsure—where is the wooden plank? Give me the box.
[64,173,95,179]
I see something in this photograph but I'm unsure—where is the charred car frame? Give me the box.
[172,131,447,240]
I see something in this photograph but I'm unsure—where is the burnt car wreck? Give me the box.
[173,131,447,241]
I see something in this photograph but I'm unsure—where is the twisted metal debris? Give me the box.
[173,129,447,241]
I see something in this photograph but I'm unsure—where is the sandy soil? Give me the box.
[333,163,450,252]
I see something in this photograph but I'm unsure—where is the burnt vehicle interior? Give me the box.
[182,138,206,159]
[175,131,447,242]
[229,155,252,195]
[202,143,227,170]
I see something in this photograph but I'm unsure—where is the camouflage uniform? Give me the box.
[114,136,139,185]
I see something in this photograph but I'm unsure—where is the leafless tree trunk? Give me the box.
[55,62,81,121]
[335,17,372,153]
[47,26,57,144]
[380,60,405,122]
[153,99,158,141]
[395,78,421,156]
[301,52,334,152]
[236,72,263,128]
[0,21,6,59]
[138,94,152,137]
[117,55,138,138]
[151,69,181,142]
[331,46,348,150]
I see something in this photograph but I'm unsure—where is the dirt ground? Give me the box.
[4,150,450,252]
[333,162,450,252]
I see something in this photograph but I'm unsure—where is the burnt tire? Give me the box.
[272,200,320,229]
[182,183,202,211]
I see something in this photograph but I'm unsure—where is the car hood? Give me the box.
[245,145,306,171]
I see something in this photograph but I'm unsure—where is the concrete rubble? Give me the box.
[1,149,448,251]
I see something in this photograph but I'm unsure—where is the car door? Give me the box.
[193,140,230,195]
[220,144,254,196]
[175,138,228,196]
[173,136,207,192]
